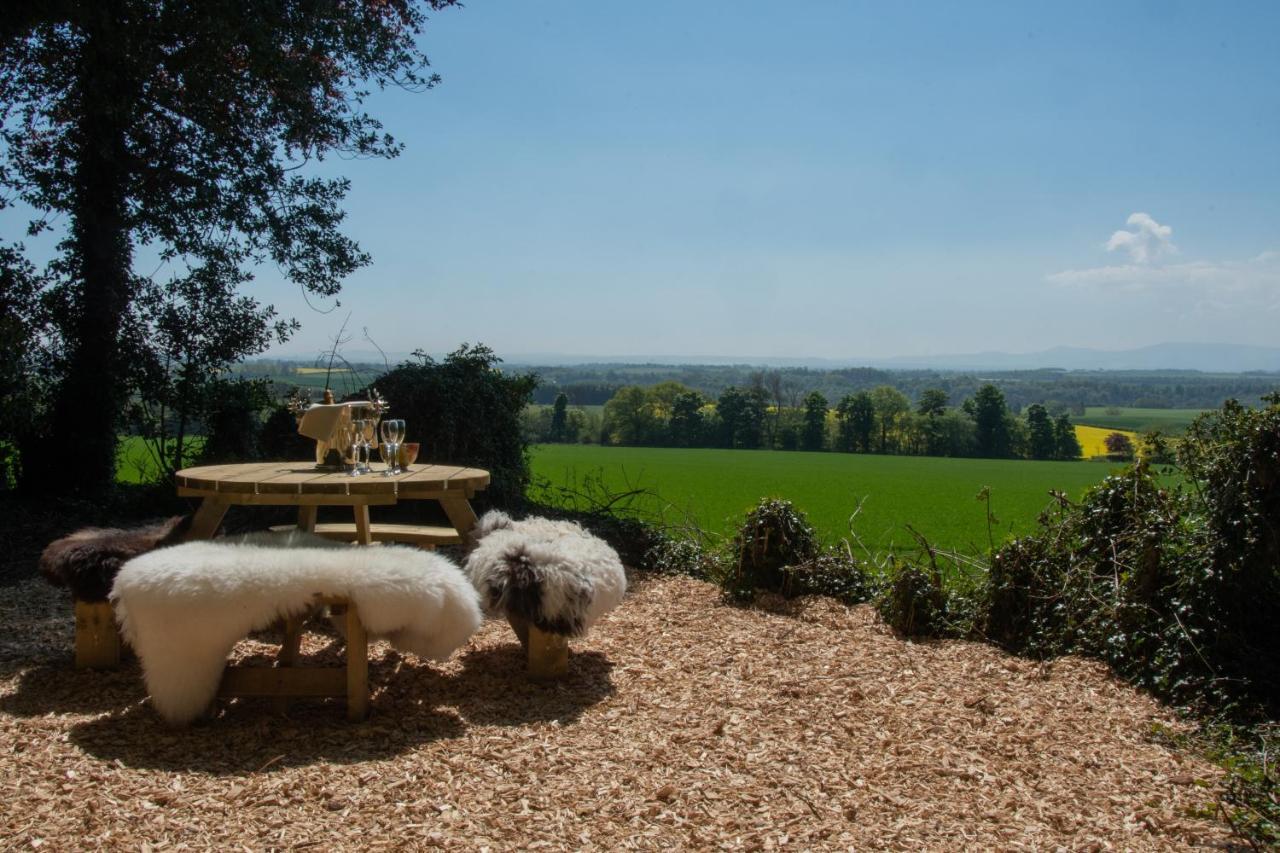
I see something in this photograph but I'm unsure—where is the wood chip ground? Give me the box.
[0,574,1233,850]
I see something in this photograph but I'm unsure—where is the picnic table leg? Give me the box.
[352,504,373,545]
[346,602,369,721]
[185,497,230,541]
[440,495,480,546]
[297,505,318,533]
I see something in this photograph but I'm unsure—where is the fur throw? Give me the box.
[111,533,482,725]
[465,511,626,638]
[39,516,191,602]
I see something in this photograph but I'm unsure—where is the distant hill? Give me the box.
[874,343,1280,373]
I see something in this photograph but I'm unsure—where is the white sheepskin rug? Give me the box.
[111,532,482,725]
[464,511,626,641]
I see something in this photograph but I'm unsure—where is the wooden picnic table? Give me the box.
[175,461,491,546]
[171,461,490,720]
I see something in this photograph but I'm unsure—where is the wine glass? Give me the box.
[379,434,397,476]
[360,417,376,473]
[391,419,406,473]
[379,418,397,474]
[344,420,361,476]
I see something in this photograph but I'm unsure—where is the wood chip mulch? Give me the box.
[0,573,1232,850]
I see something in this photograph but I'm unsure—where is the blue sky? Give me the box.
[21,2,1280,361]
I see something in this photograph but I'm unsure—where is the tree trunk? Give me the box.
[24,16,133,496]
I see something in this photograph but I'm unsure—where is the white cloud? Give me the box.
[1104,212,1176,263]
[1046,250,1280,311]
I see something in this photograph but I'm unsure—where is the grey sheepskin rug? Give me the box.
[39,516,191,602]
[464,510,626,642]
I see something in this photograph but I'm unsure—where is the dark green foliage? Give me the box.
[967,384,1012,457]
[198,379,274,464]
[721,498,821,599]
[878,558,946,636]
[801,391,828,451]
[1025,403,1055,460]
[836,391,875,452]
[987,395,1280,713]
[375,344,536,508]
[549,393,569,443]
[1,0,457,494]
[259,403,315,461]
[784,547,870,604]
[1054,414,1083,460]
[717,386,768,449]
[669,390,707,448]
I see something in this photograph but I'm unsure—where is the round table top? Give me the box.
[175,461,490,500]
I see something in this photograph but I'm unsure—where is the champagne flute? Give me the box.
[361,417,376,473]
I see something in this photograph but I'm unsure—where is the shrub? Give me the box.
[878,557,946,636]
[986,394,1280,713]
[375,344,537,508]
[720,498,820,600]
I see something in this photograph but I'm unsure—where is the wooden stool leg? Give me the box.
[345,603,369,721]
[273,614,304,714]
[75,600,121,669]
[527,624,568,680]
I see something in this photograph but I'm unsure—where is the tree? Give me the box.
[1025,403,1056,460]
[917,388,948,417]
[801,391,828,452]
[669,390,706,448]
[603,386,658,445]
[1054,414,1082,460]
[717,385,767,449]
[835,392,875,453]
[1104,432,1136,460]
[549,393,569,443]
[870,385,910,453]
[966,384,1012,458]
[1,1,457,494]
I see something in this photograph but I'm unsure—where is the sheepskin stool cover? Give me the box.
[39,516,191,603]
[111,532,482,725]
[464,511,626,677]
[39,516,191,668]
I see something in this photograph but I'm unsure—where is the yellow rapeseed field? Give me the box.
[1075,424,1141,458]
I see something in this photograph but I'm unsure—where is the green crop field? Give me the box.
[531,445,1124,554]
[1076,407,1205,435]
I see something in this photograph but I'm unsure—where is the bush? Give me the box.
[985,394,1280,714]
[375,344,537,509]
[719,498,821,600]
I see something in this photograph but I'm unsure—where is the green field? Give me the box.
[116,435,205,484]
[531,445,1123,554]
[1076,407,1205,435]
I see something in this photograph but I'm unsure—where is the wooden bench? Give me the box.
[269,522,463,548]
[217,596,369,721]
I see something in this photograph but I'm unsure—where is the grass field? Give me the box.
[531,445,1121,555]
[1076,406,1205,435]
[116,435,205,484]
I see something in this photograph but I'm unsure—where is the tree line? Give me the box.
[525,363,1280,412]
[531,379,1085,460]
